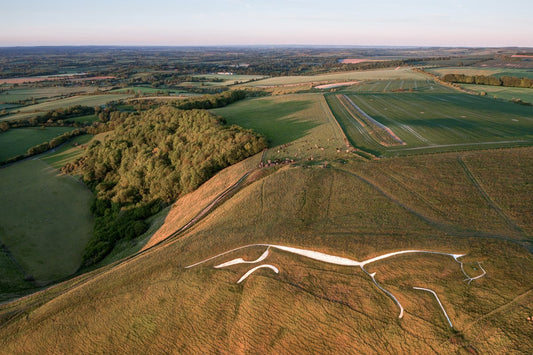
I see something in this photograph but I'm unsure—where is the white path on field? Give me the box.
[413,287,453,328]
[237,264,279,284]
[186,244,485,319]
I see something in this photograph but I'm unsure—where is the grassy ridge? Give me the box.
[0,126,77,162]
[0,149,531,353]
[0,159,93,284]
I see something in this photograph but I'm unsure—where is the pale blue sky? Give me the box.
[1,0,532,46]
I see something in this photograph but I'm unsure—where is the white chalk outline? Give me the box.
[186,244,486,319]
[413,287,453,328]
[237,264,279,284]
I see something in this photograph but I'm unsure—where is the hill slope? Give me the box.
[0,148,531,354]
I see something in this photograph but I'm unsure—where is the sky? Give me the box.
[1,0,532,47]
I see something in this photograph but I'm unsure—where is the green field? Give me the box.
[461,84,533,103]
[331,79,455,94]
[428,66,533,79]
[0,87,100,103]
[213,93,347,161]
[1,94,133,122]
[326,90,533,155]
[0,159,93,285]
[0,126,77,162]
[242,68,426,87]
[40,134,93,169]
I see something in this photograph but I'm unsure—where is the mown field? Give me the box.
[0,148,530,354]
[0,126,77,162]
[212,93,347,161]
[332,79,455,94]
[326,89,533,155]
[461,83,533,103]
[242,68,427,87]
[0,159,93,287]
[1,93,133,122]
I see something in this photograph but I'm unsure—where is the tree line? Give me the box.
[441,74,533,88]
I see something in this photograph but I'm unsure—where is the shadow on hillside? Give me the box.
[222,100,320,147]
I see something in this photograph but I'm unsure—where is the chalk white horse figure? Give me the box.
[186,244,486,321]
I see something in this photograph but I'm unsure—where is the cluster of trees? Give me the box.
[442,74,533,88]
[8,105,95,130]
[80,106,267,265]
[174,90,247,110]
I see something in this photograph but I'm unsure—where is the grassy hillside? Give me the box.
[0,148,531,354]
[213,93,348,161]
[0,159,93,286]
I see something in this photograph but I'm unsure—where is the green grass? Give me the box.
[336,79,455,94]
[0,87,99,103]
[1,94,133,122]
[461,84,533,103]
[326,89,533,156]
[212,93,347,161]
[242,68,427,87]
[0,126,77,162]
[0,159,93,285]
[40,134,93,169]
[427,66,533,79]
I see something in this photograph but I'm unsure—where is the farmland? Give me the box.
[242,68,427,87]
[428,66,533,79]
[326,88,533,156]
[0,126,77,162]
[461,83,533,103]
[0,159,93,285]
